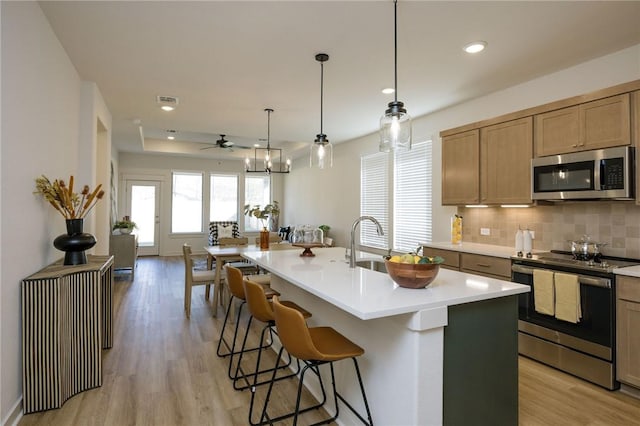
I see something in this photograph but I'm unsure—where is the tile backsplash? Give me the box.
[458,201,640,259]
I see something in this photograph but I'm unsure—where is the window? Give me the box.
[172,171,203,233]
[210,174,238,221]
[360,140,432,252]
[244,175,271,231]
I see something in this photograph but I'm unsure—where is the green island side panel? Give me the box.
[443,295,519,426]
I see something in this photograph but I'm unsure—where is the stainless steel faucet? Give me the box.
[349,216,384,268]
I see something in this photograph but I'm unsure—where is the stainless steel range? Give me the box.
[511,250,640,390]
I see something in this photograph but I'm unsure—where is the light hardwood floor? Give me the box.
[18,256,640,426]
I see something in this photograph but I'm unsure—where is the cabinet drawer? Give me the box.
[618,276,640,303]
[460,253,511,279]
[422,247,460,269]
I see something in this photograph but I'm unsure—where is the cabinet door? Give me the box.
[534,105,580,156]
[442,130,479,205]
[535,94,631,157]
[581,93,631,151]
[616,276,640,388]
[481,117,533,204]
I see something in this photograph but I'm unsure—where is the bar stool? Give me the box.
[237,279,311,393]
[216,265,278,381]
[254,296,374,426]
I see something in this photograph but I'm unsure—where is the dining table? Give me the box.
[204,242,297,316]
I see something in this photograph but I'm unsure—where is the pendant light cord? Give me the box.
[320,61,324,135]
[394,0,398,104]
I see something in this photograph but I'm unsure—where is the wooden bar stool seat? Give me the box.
[251,296,374,426]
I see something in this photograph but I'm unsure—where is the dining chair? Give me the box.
[182,243,218,319]
[219,237,259,275]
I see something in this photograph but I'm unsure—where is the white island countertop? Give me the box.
[243,246,529,320]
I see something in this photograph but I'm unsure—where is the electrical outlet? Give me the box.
[529,231,535,239]
[480,228,491,236]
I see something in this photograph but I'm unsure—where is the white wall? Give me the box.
[0,3,111,423]
[118,152,285,256]
[285,44,640,248]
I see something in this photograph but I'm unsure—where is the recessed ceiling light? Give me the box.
[157,95,179,111]
[382,87,395,95]
[463,41,487,54]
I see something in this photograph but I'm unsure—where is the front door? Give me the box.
[126,180,160,256]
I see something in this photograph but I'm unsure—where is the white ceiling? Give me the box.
[39,1,640,161]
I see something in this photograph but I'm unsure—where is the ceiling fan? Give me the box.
[200,134,251,151]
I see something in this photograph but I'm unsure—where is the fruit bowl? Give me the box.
[384,260,440,289]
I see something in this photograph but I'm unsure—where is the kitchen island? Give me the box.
[243,247,529,426]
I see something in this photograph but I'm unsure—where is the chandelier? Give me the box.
[245,108,290,174]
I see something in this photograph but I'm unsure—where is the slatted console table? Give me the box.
[21,255,114,414]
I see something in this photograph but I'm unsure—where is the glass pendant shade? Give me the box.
[310,134,333,169]
[379,0,412,152]
[379,101,412,152]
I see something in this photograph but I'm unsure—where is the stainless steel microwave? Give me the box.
[531,146,634,200]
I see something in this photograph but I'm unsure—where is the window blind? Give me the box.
[394,141,432,252]
[360,152,389,249]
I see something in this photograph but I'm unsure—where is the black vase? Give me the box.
[53,219,97,265]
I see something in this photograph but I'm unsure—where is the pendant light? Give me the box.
[379,0,411,152]
[245,108,290,175]
[310,53,333,169]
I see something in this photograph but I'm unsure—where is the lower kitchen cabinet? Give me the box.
[422,247,460,270]
[460,253,511,279]
[422,247,511,280]
[616,276,640,389]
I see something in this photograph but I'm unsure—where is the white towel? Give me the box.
[554,272,582,324]
[533,269,555,316]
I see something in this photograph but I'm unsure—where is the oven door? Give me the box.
[511,264,614,358]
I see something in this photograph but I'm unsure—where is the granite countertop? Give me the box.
[242,246,529,320]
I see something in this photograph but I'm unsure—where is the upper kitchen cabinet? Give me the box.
[442,130,480,205]
[481,117,533,204]
[534,93,631,157]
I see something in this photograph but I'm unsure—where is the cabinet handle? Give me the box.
[476,263,491,267]
[572,144,578,148]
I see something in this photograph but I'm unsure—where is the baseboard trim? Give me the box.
[2,397,23,426]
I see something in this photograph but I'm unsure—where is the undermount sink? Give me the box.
[355,259,387,273]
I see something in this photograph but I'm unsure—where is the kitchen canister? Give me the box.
[515,228,524,256]
[523,229,533,255]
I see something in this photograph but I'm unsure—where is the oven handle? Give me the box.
[511,264,611,289]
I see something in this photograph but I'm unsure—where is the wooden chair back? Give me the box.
[219,237,249,247]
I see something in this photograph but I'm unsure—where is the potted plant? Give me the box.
[244,202,279,249]
[244,201,280,230]
[113,217,137,234]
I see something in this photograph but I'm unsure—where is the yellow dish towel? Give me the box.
[554,272,582,324]
[533,269,555,316]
